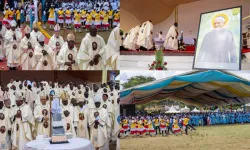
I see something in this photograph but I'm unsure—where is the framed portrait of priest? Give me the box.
[193,6,242,70]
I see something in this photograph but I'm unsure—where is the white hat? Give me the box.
[54,24,60,31]
[24,25,31,34]
[67,33,75,42]
[38,33,45,42]
[215,16,225,23]
[10,20,17,27]
[93,94,101,103]
[77,94,84,103]
[15,91,23,101]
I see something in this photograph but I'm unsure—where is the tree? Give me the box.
[122,76,156,89]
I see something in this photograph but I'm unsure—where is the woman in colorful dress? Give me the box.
[85,12,92,31]
[81,9,86,28]
[102,12,109,31]
[137,118,146,136]
[160,117,167,136]
[48,5,55,30]
[94,11,101,30]
[65,7,72,29]
[172,117,181,135]
[130,118,138,137]
[148,118,156,137]
[74,10,82,33]
[3,7,10,26]
[122,117,129,136]
[57,7,64,29]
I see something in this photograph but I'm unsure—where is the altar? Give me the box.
[24,138,94,150]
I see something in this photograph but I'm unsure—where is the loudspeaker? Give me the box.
[120,104,135,116]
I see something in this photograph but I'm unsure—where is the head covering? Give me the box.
[33,21,38,28]
[67,33,75,42]
[24,25,31,34]
[15,91,23,101]
[61,91,69,101]
[77,94,84,103]
[10,20,17,27]
[54,24,60,32]
[38,33,45,42]
[215,16,225,23]
[93,94,101,103]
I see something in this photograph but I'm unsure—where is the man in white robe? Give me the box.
[30,22,42,42]
[61,93,77,138]
[124,25,140,50]
[137,21,153,50]
[77,25,106,70]
[57,34,79,70]
[34,95,50,137]
[101,93,114,140]
[89,94,111,150]
[0,98,12,150]
[34,34,54,70]
[5,20,22,70]
[48,24,65,69]
[164,22,178,50]
[9,85,18,107]
[25,85,36,111]
[197,17,237,63]
[75,93,89,139]
[0,22,7,60]
[19,25,37,70]
[105,24,120,70]
[11,91,35,150]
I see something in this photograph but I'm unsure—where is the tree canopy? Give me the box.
[122,76,156,89]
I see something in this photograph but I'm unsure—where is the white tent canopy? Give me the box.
[180,106,190,112]
[191,107,200,113]
[166,106,180,113]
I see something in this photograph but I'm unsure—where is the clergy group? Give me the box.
[0,20,120,70]
[122,21,179,51]
[0,79,120,150]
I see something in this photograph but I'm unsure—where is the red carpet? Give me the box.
[0,25,50,70]
[121,46,250,56]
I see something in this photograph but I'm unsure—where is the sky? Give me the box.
[118,70,250,90]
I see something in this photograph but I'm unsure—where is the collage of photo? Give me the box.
[0,0,250,150]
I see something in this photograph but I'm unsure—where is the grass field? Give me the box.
[120,124,250,150]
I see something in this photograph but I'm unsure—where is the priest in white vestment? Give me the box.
[164,22,178,50]
[124,25,140,50]
[48,24,65,69]
[89,94,111,150]
[5,20,22,70]
[34,34,54,70]
[34,95,50,137]
[30,22,42,42]
[0,98,12,150]
[0,22,7,59]
[137,21,153,50]
[19,26,37,70]
[105,24,120,70]
[61,93,77,138]
[11,91,35,150]
[77,25,106,70]
[25,85,36,111]
[57,34,79,70]
[75,94,89,139]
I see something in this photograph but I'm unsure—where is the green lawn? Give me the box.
[120,124,250,150]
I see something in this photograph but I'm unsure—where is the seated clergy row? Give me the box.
[0,80,120,150]
[0,20,120,70]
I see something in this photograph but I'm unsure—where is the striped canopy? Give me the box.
[120,70,250,107]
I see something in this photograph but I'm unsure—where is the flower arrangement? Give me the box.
[149,48,167,70]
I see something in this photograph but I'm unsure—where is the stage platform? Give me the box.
[120,48,250,70]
